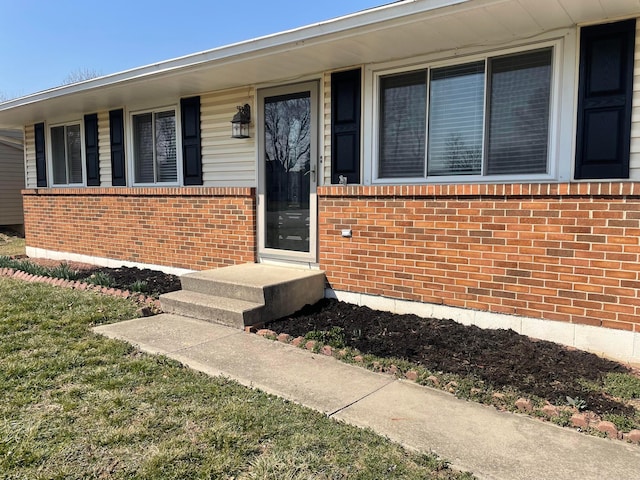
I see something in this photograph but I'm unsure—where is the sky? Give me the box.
[0,0,388,100]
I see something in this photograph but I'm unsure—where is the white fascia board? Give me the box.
[0,0,470,113]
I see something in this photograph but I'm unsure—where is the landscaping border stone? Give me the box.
[0,266,161,313]
[249,322,640,446]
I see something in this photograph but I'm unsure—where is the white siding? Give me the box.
[322,72,332,186]
[0,141,25,224]
[201,88,256,187]
[98,111,112,186]
[24,124,37,189]
[630,19,640,179]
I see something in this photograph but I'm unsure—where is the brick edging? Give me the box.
[250,327,640,446]
[0,267,162,313]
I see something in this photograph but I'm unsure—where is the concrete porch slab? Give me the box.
[183,263,324,288]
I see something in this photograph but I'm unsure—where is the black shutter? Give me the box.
[34,122,47,187]
[331,69,361,184]
[181,96,202,185]
[575,19,636,179]
[84,113,100,186]
[109,109,126,186]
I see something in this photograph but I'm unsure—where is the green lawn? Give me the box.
[0,229,25,257]
[0,278,472,479]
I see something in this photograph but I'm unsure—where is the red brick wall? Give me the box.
[318,183,640,333]
[22,187,256,270]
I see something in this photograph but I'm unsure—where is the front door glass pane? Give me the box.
[264,92,311,252]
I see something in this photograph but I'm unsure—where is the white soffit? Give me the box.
[0,0,638,128]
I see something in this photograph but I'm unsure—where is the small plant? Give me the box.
[50,262,81,281]
[85,271,114,287]
[0,256,68,280]
[129,280,149,294]
[22,261,50,276]
[304,326,346,349]
[566,396,588,411]
[603,372,640,400]
[602,413,638,433]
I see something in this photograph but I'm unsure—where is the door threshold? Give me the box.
[258,257,321,270]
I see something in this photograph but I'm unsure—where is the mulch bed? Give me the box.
[267,298,637,417]
[27,258,181,298]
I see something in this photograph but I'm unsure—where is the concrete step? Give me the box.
[160,290,264,329]
[162,263,326,328]
[179,263,326,322]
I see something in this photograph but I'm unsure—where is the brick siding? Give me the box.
[22,182,640,332]
[22,187,256,270]
[318,183,640,332]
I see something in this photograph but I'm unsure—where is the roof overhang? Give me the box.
[0,0,638,129]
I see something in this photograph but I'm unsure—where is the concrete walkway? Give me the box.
[94,313,640,480]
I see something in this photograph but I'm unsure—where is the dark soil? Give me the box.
[267,299,636,417]
[80,266,182,298]
[25,258,182,298]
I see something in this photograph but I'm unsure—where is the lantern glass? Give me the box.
[232,121,242,138]
[231,104,251,138]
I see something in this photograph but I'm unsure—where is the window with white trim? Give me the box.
[131,108,178,184]
[50,122,84,185]
[377,48,553,180]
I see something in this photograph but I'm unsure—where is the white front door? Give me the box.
[257,81,319,264]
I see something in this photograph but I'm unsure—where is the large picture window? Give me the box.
[51,123,83,185]
[377,47,553,180]
[132,109,177,184]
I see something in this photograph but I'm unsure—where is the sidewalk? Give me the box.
[94,313,640,480]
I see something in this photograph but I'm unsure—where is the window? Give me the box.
[377,47,553,180]
[379,71,426,178]
[132,109,177,184]
[428,62,484,176]
[487,50,552,175]
[50,123,83,185]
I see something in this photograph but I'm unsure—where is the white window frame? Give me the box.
[128,105,182,187]
[47,120,86,187]
[365,36,571,185]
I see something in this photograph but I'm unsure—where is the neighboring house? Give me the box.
[0,129,24,232]
[0,0,639,362]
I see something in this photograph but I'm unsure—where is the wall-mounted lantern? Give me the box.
[231,104,251,138]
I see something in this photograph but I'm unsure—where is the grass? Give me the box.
[0,278,472,480]
[0,229,25,257]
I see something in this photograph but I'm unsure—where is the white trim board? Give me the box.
[326,289,640,365]
[25,247,194,277]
